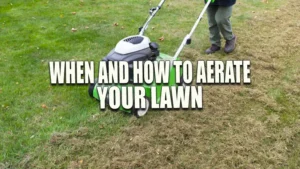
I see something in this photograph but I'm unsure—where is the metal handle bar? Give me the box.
[172,0,212,61]
[139,0,166,36]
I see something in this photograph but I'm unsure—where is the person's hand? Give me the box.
[205,0,215,3]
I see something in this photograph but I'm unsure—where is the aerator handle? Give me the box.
[139,0,166,36]
[172,0,212,62]
[158,0,165,8]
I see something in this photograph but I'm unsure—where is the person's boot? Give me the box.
[205,44,221,54]
[224,35,237,53]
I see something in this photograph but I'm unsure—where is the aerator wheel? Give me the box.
[88,78,97,97]
[132,97,151,118]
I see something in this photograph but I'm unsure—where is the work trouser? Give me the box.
[207,5,234,47]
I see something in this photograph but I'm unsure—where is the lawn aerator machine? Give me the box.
[89,0,212,117]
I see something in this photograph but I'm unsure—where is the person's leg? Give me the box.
[205,5,221,54]
[215,6,237,53]
[215,6,234,41]
[207,5,221,47]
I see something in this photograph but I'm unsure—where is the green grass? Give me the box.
[0,0,143,164]
[1,0,297,168]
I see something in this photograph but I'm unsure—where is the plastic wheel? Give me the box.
[132,97,150,118]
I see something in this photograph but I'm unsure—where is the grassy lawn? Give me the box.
[1,0,299,168]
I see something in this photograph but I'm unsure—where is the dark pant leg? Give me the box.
[215,6,234,41]
[207,5,221,47]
